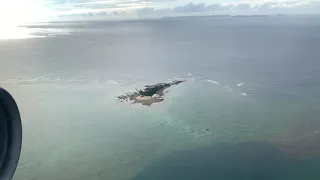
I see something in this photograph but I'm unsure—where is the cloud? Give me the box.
[0,0,51,25]
[135,0,320,15]
[2,0,319,23]
[173,3,207,13]
[50,0,320,20]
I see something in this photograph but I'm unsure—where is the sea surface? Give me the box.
[1,16,320,180]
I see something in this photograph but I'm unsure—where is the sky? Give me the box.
[0,0,320,25]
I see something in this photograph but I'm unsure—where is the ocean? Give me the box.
[1,16,320,180]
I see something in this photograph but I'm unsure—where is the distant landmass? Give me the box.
[159,14,285,20]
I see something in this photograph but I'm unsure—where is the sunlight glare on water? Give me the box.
[1,16,320,180]
[0,26,43,40]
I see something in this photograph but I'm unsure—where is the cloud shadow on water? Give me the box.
[133,141,320,180]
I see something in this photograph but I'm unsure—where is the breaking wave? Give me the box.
[240,92,247,96]
[204,78,250,97]
[237,83,244,87]
[206,80,220,84]
[1,75,120,86]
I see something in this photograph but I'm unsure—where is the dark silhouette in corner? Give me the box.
[133,142,320,180]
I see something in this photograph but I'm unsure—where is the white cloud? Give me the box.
[0,0,54,39]
[132,0,320,16]
[0,0,51,26]
[1,0,320,23]
[77,0,117,5]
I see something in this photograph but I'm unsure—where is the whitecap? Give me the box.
[224,86,233,91]
[108,80,118,85]
[206,80,219,84]
[188,74,192,76]
[3,75,64,85]
[78,76,86,80]
[240,92,247,96]
[237,83,244,87]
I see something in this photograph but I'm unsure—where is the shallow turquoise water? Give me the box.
[1,16,320,179]
[4,77,319,180]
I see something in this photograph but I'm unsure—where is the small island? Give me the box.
[117,80,184,106]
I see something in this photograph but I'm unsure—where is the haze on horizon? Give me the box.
[1,0,320,25]
[0,0,319,39]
